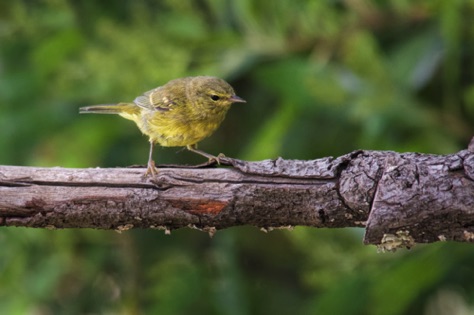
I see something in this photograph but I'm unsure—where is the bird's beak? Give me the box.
[229,95,246,103]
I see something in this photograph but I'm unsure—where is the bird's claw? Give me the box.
[209,153,226,165]
[143,160,158,178]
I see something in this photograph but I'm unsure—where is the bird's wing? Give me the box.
[133,86,181,112]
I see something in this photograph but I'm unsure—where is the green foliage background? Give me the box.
[1,0,474,314]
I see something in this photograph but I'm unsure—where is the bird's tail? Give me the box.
[79,103,140,121]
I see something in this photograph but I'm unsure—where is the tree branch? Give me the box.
[1,140,474,250]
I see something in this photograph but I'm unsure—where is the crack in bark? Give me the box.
[367,163,386,216]
[1,179,156,189]
[0,180,32,187]
[158,174,333,186]
[332,150,366,213]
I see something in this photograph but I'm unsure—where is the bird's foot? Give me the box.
[208,153,227,165]
[143,160,158,178]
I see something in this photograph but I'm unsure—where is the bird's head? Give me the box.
[189,76,246,110]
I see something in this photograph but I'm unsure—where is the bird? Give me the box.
[79,76,246,175]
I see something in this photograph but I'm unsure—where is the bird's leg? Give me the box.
[186,144,225,165]
[145,141,158,176]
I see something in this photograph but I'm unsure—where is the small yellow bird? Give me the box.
[79,76,246,175]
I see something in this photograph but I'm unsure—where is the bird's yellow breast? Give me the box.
[136,108,227,147]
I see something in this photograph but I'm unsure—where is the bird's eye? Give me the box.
[210,95,220,101]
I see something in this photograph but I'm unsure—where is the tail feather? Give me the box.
[79,104,124,114]
[79,103,140,121]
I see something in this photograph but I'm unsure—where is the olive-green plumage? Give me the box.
[79,76,245,175]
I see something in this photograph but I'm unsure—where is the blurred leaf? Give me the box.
[388,28,442,90]
[341,30,389,85]
[31,28,84,78]
[370,247,448,315]
[242,100,298,160]
[309,276,369,315]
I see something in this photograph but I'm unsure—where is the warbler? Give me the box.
[79,76,246,175]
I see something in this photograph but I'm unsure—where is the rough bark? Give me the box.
[1,141,473,250]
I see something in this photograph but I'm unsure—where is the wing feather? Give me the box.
[133,78,190,112]
[133,87,176,111]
